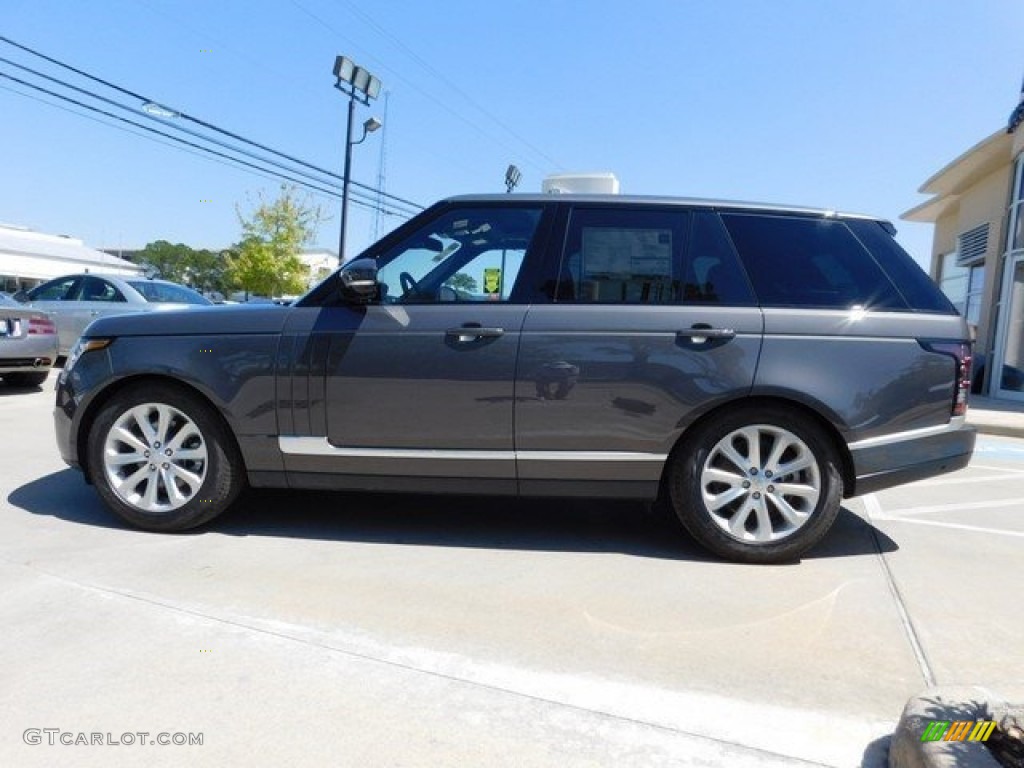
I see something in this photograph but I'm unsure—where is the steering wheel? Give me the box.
[399,271,421,297]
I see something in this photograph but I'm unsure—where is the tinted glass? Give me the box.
[844,219,956,314]
[80,276,125,302]
[375,206,542,303]
[127,281,211,304]
[29,276,79,301]
[684,212,755,305]
[556,207,688,303]
[721,214,907,309]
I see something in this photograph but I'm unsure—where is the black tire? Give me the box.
[4,371,49,388]
[668,405,842,564]
[87,382,245,531]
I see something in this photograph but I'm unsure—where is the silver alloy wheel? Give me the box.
[102,402,209,513]
[699,424,821,543]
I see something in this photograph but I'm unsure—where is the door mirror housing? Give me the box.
[337,258,379,302]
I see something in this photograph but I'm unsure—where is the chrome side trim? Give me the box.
[518,451,666,462]
[278,437,666,463]
[847,416,968,451]
[279,437,508,460]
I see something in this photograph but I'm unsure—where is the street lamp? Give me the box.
[333,55,382,264]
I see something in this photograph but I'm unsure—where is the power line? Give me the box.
[0,34,423,211]
[0,69,416,219]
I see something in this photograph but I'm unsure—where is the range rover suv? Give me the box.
[54,195,975,563]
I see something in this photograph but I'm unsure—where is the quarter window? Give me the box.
[721,214,907,310]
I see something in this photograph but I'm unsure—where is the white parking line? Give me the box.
[971,463,1024,473]
[901,472,1024,488]
[877,498,1023,517]
[866,517,1024,538]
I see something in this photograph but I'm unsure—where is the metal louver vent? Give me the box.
[956,223,988,266]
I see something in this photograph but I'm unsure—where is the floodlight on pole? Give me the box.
[333,55,382,264]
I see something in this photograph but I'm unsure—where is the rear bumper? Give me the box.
[848,418,976,497]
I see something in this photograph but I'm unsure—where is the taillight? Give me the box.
[28,315,56,335]
[920,340,972,417]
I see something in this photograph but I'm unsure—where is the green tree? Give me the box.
[136,240,193,284]
[135,241,230,294]
[227,184,323,297]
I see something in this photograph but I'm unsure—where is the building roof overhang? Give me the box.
[901,130,1013,223]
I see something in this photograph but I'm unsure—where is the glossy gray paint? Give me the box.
[515,303,763,490]
[53,195,975,505]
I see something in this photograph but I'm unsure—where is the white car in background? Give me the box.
[0,293,58,387]
[15,273,211,355]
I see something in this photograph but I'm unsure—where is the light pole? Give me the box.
[333,56,382,264]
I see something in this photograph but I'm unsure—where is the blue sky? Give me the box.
[1,0,1022,267]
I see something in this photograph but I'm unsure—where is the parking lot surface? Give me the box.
[2,372,1022,767]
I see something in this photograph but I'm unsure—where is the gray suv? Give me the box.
[54,195,975,563]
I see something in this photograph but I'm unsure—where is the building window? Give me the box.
[1010,154,1024,252]
[938,252,985,328]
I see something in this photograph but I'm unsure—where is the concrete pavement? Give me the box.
[967,395,1024,439]
[1,372,1022,767]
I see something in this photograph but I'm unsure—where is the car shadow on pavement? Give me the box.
[8,468,122,529]
[10,471,898,562]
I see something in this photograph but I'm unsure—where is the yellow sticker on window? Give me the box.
[483,268,502,295]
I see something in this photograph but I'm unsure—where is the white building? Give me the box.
[299,248,337,289]
[0,223,143,293]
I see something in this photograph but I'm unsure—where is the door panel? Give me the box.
[515,304,763,489]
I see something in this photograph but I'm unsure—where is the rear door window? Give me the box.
[555,207,688,303]
[720,213,907,310]
[684,212,756,305]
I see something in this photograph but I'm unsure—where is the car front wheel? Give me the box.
[668,406,842,564]
[87,382,244,531]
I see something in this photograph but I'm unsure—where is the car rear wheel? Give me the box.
[3,371,49,388]
[668,406,842,564]
[87,382,244,531]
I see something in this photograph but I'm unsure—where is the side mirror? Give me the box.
[337,258,379,301]
[11,290,28,303]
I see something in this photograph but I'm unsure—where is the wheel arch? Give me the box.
[76,373,247,484]
[661,395,855,498]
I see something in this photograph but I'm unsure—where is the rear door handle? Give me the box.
[445,325,504,342]
[677,324,736,345]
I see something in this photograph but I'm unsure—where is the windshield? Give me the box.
[127,281,211,305]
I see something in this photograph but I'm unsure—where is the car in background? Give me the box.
[0,293,58,387]
[15,274,211,355]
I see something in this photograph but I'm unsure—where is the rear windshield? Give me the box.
[127,281,210,305]
[720,214,907,310]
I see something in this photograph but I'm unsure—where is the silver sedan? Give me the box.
[0,294,58,387]
[16,273,211,355]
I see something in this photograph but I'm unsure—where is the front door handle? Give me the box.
[445,324,504,343]
[677,324,736,345]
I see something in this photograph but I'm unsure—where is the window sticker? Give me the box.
[483,268,502,296]
[582,228,672,276]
